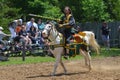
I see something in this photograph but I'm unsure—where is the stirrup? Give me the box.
[63,54,69,60]
[64,56,68,60]
[48,53,55,58]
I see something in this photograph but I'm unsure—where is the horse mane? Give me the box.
[46,21,63,44]
[48,21,62,35]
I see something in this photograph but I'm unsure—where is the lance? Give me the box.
[29,14,60,21]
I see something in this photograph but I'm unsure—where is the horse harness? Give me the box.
[44,22,89,57]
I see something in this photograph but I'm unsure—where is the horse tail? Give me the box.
[89,32,100,54]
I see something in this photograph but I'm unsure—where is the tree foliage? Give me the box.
[82,0,110,22]
[0,0,120,33]
[0,0,20,33]
[103,0,120,21]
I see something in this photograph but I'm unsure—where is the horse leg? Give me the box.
[85,51,92,71]
[51,53,61,76]
[80,49,88,66]
[60,59,67,74]
[80,49,92,70]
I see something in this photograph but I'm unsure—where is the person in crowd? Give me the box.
[58,6,76,59]
[28,25,37,44]
[0,26,7,42]
[18,19,22,25]
[15,19,22,36]
[101,21,111,50]
[8,21,17,40]
[8,19,22,41]
[19,24,32,46]
[37,18,45,31]
[26,18,38,32]
[0,26,8,51]
[14,24,32,49]
[37,18,45,40]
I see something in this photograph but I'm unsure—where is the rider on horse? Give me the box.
[58,6,87,59]
[58,6,76,59]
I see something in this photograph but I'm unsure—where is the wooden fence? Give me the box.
[78,21,120,47]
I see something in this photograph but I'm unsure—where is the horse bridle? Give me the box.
[44,23,60,40]
[43,24,52,38]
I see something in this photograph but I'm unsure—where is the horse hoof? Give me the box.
[88,66,92,71]
[50,73,55,76]
[64,71,67,75]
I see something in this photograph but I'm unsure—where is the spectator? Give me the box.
[14,24,32,48]
[37,18,45,31]
[0,26,7,51]
[19,24,32,46]
[37,19,45,39]
[8,19,22,40]
[0,26,7,41]
[101,21,111,50]
[28,26,37,44]
[18,19,23,25]
[36,30,45,48]
[15,20,22,35]
[26,18,38,31]
[8,21,17,40]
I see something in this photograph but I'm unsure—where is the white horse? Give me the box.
[42,22,100,76]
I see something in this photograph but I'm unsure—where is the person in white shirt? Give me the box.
[0,26,7,41]
[26,18,38,32]
[8,21,17,39]
[8,19,22,40]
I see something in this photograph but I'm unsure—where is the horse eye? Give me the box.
[48,26,51,28]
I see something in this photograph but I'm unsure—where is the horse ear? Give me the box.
[51,21,59,28]
[49,22,54,27]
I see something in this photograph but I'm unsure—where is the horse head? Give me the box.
[42,21,63,44]
[42,22,53,38]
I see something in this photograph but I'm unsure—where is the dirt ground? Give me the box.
[0,56,120,80]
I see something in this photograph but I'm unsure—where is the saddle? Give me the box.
[64,32,87,57]
[73,32,86,43]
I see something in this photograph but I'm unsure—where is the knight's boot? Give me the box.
[47,50,55,58]
[63,48,69,59]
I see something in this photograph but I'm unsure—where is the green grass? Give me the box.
[0,48,120,66]
[92,48,120,57]
[0,56,55,66]
[0,55,83,66]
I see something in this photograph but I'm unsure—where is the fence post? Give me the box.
[21,39,26,61]
[118,26,120,47]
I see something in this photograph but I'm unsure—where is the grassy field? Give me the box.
[0,48,120,66]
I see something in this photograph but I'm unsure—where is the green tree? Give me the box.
[28,0,61,18]
[0,0,20,33]
[7,0,61,21]
[103,0,120,21]
[114,0,120,21]
[82,0,110,22]
[58,0,110,22]
[1,0,120,32]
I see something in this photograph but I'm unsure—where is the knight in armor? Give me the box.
[58,6,76,59]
